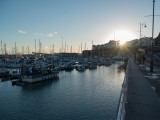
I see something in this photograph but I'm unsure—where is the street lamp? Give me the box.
[150,0,155,73]
[140,22,147,39]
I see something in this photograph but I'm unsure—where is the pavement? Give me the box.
[125,58,160,120]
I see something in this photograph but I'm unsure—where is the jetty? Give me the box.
[120,58,160,120]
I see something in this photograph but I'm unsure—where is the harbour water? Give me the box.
[0,61,125,120]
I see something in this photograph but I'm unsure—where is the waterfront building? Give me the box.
[106,40,120,48]
[92,40,120,50]
[91,40,120,57]
[154,33,160,52]
[155,33,160,45]
[82,50,92,58]
[138,37,152,47]
[125,39,138,47]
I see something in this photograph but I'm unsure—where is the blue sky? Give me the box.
[0,0,160,53]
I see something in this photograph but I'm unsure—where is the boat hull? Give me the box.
[22,73,58,83]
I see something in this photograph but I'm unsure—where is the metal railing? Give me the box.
[116,60,129,120]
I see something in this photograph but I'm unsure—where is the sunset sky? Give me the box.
[0,0,160,53]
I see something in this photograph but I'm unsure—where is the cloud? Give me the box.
[47,33,54,37]
[18,30,26,34]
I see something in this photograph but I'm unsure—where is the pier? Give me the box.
[125,58,160,120]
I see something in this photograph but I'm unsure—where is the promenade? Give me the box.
[125,58,160,120]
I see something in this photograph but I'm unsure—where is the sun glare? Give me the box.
[116,30,136,45]
[106,30,136,45]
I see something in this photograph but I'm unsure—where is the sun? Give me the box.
[106,30,136,45]
[116,30,136,45]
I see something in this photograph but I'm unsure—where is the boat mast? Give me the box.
[22,46,24,55]
[4,43,6,55]
[52,44,54,54]
[39,39,40,53]
[65,41,66,53]
[15,42,16,55]
[70,46,72,53]
[1,40,2,55]
[62,37,63,53]
[35,39,36,57]
[26,47,27,55]
[91,40,93,57]
[81,43,82,53]
[28,46,29,55]
[78,45,80,53]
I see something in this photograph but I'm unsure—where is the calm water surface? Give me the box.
[0,62,125,120]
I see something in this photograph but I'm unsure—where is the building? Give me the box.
[138,37,152,47]
[125,39,138,47]
[107,40,120,48]
[154,32,160,52]
[82,50,92,57]
[155,33,160,46]
[92,40,120,50]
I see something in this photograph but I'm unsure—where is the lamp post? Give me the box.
[150,0,155,73]
[140,22,147,39]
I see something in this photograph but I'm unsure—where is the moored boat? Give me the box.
[0,68,10,78]
[20,65,59,83]
[89,63,97,69]
[77,65,85,71]
[21,70,59,83]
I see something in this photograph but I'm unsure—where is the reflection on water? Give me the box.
[21,79,59,91]
[0,61,125,120]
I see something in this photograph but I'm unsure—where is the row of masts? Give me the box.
[60,37,90,53]
[35,39,54,54]
[0,39,93,55]
[59,43,87,53]
[1,40,7,55]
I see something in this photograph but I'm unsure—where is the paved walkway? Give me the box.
[125,58,160,120]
